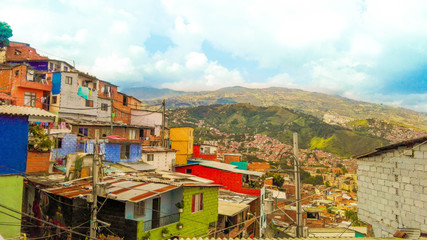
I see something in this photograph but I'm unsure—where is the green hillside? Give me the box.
[169,103,389,158]
[147,86,427,129]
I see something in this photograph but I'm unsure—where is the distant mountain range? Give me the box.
[169,103,426,157]
[128,86,427,129]
[121,87,189,100]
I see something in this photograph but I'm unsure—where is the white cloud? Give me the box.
[185,52,207,70]
[1,0,427,111]
[109,21,130,35]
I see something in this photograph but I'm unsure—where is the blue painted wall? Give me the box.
[125,187,182,221]
[9,61,48,71]
[0,115,29,174]
[52,134,77,159]
[104,143,141,162]
[52,72,62,95]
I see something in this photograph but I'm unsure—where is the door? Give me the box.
[152,197,161,228]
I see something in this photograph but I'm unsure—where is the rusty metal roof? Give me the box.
[0,105,55,119]
[44,177,179,202]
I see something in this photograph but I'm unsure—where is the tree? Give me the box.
[0,22,12,48]
[264,172,285,188]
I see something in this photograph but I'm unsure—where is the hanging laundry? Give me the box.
[77,86,90,100]
[89,88,92,96]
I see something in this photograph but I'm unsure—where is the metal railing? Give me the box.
[143,213,180,231]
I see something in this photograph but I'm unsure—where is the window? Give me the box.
[192,193,203,213]
[147,154,154,161]
[78,128,88,137]
[186,169,192,174]
[123,95,128,106]
[82,81,88,87]
[65,76,72,85]
[63,66,69,71]
[101,103,108,111]
[24,92,36,107]
[104,85,111,96]
[56,138,63,148]
[129,129,137,140]
[49,62,54,71]
[134,201,145,218]
[86,100,93,107]
[15,70,19,77]
[120,145,130,159]
[52,96,57,104]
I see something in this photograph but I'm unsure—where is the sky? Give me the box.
[1,0,427,112]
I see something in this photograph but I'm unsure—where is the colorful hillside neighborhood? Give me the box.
[1,41,427,240]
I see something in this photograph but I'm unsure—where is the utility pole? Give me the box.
[161,99,165,147]
[293,132,303,237]
[110,98,114,135]
[90,129,100,239]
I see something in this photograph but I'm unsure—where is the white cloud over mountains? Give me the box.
[1,0,426,112]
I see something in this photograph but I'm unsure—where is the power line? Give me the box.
[0,203,96,240]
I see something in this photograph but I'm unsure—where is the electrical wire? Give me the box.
[0,203,96,240]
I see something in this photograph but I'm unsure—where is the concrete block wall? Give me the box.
[357,143,427,237]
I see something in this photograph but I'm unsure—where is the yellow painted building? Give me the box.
[170,127,194,165]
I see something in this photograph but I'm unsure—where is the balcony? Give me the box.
[18,72,52,91]
[142,213,180,232]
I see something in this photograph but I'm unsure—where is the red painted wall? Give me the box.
[193,145,217,160]
[176,165,261,196]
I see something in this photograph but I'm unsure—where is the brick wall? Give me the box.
[26,151,50,173]
[357,143,427,237]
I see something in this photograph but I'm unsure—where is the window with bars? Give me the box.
[24,92,36,107]
[101,103,108,111]
[134,201,145,218]
[65,76,72,85]
[78,128,88,137]
[147,154,154,161]
[86,100,93,107]
[192,193,203,213]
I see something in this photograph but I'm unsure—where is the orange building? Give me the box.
[0,64,51,109]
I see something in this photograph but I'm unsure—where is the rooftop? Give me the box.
[355,135,427,159]
[0,105,55,122]
[44,176,178,203]
[218,200,249,217]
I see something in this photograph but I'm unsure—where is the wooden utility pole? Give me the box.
[90,130,100,239]
[161,99,166,147]
[293,132,303,237]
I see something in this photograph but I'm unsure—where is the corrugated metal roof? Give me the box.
[218,200,249,216]
[117,162,157,172]
[355,135,427,159]
[142,146,176,152]
[44,177,179,202]
[0,105,55,119]
[198,160,264,177]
